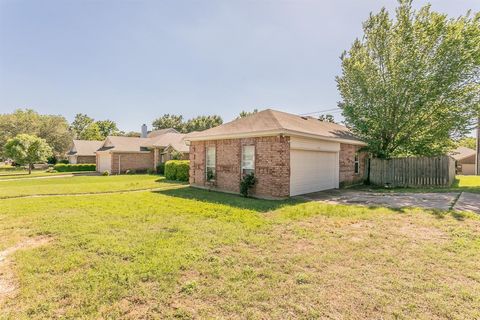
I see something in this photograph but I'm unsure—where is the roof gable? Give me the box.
[69,140,104,156]
[186,109,365,145]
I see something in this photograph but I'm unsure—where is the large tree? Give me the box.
[4,134,53,174]
[96,120,120,138]
[337,0,480,158]
[70,113,94,139]
[0,109,72,158]
[152,114,184,132]
[184,115,223,132]
[152,114,223,133]
[70,114,121,140]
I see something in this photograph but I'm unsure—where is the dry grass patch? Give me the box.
[166,205,480,319]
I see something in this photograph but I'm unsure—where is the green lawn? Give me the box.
[0,170,89,180]
[0,174,179,198]
[0,176,479,319]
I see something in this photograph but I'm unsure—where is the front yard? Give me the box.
[1,175,479,319]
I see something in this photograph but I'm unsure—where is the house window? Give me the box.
[242,145,255,175]
[354,153,360,175]
[206,146,216,181]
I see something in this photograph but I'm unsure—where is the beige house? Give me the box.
[95,126,189,174]
[451,146,476,175]
[68,140,103,164]
[185,109,367,199]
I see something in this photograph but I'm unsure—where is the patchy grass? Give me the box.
[0,175,181,198]
[0,177,479,319]
[361,175,480,194]
[0,169,86,181]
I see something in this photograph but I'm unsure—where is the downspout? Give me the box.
[118,154,121,175]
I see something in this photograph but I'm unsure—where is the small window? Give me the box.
[206,146,216,181]
[242,145,255,175]
[354,153,360,175]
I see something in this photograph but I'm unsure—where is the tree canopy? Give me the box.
[4,134,53,173]
[70,114,120,140]
[455,137,477,150]
[152,114,223,133]
[337,0,480,158]
[0,109,72,158]
[238,109,258,119]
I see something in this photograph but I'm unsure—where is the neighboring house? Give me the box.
[450,146,476,175]
[185,109,367,199]
[67,140,103,164]
[95,126,189,174]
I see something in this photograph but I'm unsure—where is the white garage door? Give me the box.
[290,150,338,196]
[97,153,111,173]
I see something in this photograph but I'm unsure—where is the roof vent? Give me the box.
[301,116,308,120]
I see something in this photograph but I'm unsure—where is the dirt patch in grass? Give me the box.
[0,236,52,303]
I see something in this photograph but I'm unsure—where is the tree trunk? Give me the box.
[28,164,32,174]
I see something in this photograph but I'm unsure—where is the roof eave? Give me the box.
[185,129,367,146]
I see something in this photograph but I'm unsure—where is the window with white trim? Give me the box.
[354,153,360,175]
[242,145,255,175]
[206,146,216,181]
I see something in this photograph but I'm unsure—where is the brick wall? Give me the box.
[111,152,154,174]
[77,155,96,164]
[339,144,367,185]
[189,136,290,198]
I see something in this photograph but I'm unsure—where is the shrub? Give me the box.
[156,162,165,175]
[146,168,154,174]
[58,159,69,164]
[53,163,96,172]
[164,160,190,181]
[102,171,109,176]
[175,161,189,182]
[240,173,257,197]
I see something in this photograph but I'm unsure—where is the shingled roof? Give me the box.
[149,132,189,152]
[185,109,365,145]
[97,136,151,153]
[450,146,476,161]
[68,140,104,156]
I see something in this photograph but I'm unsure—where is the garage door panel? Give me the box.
[290,150,338,196]
[98,154,111,173]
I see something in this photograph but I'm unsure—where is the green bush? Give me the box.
[102,171,109,176]
[240,173,257,197]
[156,162,165,175]
[53,163,96,172]
[164,160,190,181]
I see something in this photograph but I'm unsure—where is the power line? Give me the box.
[298,108,342,116]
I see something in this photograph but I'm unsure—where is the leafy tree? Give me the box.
[152,114,223,133]
[122,131,141,137]
[238,109,258,119]
[70,113,94,139]
[79,123,103,140]
[96,120,120,138]
[318,114,335,123]
[152,114,184,132]
[0,109,72,158]
[184,115,223,133]
[337,0,480,158]
[455,137,477,150]
[4,134,52,174]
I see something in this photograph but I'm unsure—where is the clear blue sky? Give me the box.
[1,0,478,133]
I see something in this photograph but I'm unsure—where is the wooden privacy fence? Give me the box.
[369,156,456,187]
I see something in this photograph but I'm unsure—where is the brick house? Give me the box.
[95,126,189,174]
[185,109,367,199]
[68,140,103,164]
[451,146,476,175]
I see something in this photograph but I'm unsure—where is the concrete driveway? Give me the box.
[299,189,480,214]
